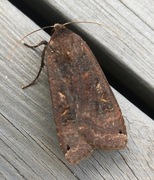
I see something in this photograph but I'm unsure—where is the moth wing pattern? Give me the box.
[45,24,127,164]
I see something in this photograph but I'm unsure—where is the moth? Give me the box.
[23,23,127,164]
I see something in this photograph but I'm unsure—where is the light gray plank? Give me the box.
[45,0,154,85]
[0,1,154,180]
[19,0,154,113]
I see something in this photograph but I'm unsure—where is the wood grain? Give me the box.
[0,1,154,180]
[11,0,154,113]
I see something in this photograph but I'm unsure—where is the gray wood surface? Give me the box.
[45,0,154,85]
[0,1,154,180]
[18,0,154,113]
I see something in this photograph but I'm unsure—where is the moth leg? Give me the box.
[22,41,48,89]
[24,40,47,49]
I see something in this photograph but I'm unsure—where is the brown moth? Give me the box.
[23,23,127,164]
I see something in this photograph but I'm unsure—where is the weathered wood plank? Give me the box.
[0,1,154,180]
[9,0,154,114]
[44,0,154,86]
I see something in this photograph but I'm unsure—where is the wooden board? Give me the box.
[8,0,154,114]
[0,1,154,180]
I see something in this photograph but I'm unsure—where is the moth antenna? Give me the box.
[63,21,119,37]
[9,21,119,61]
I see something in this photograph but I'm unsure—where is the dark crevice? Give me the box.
[8,0,154,119]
